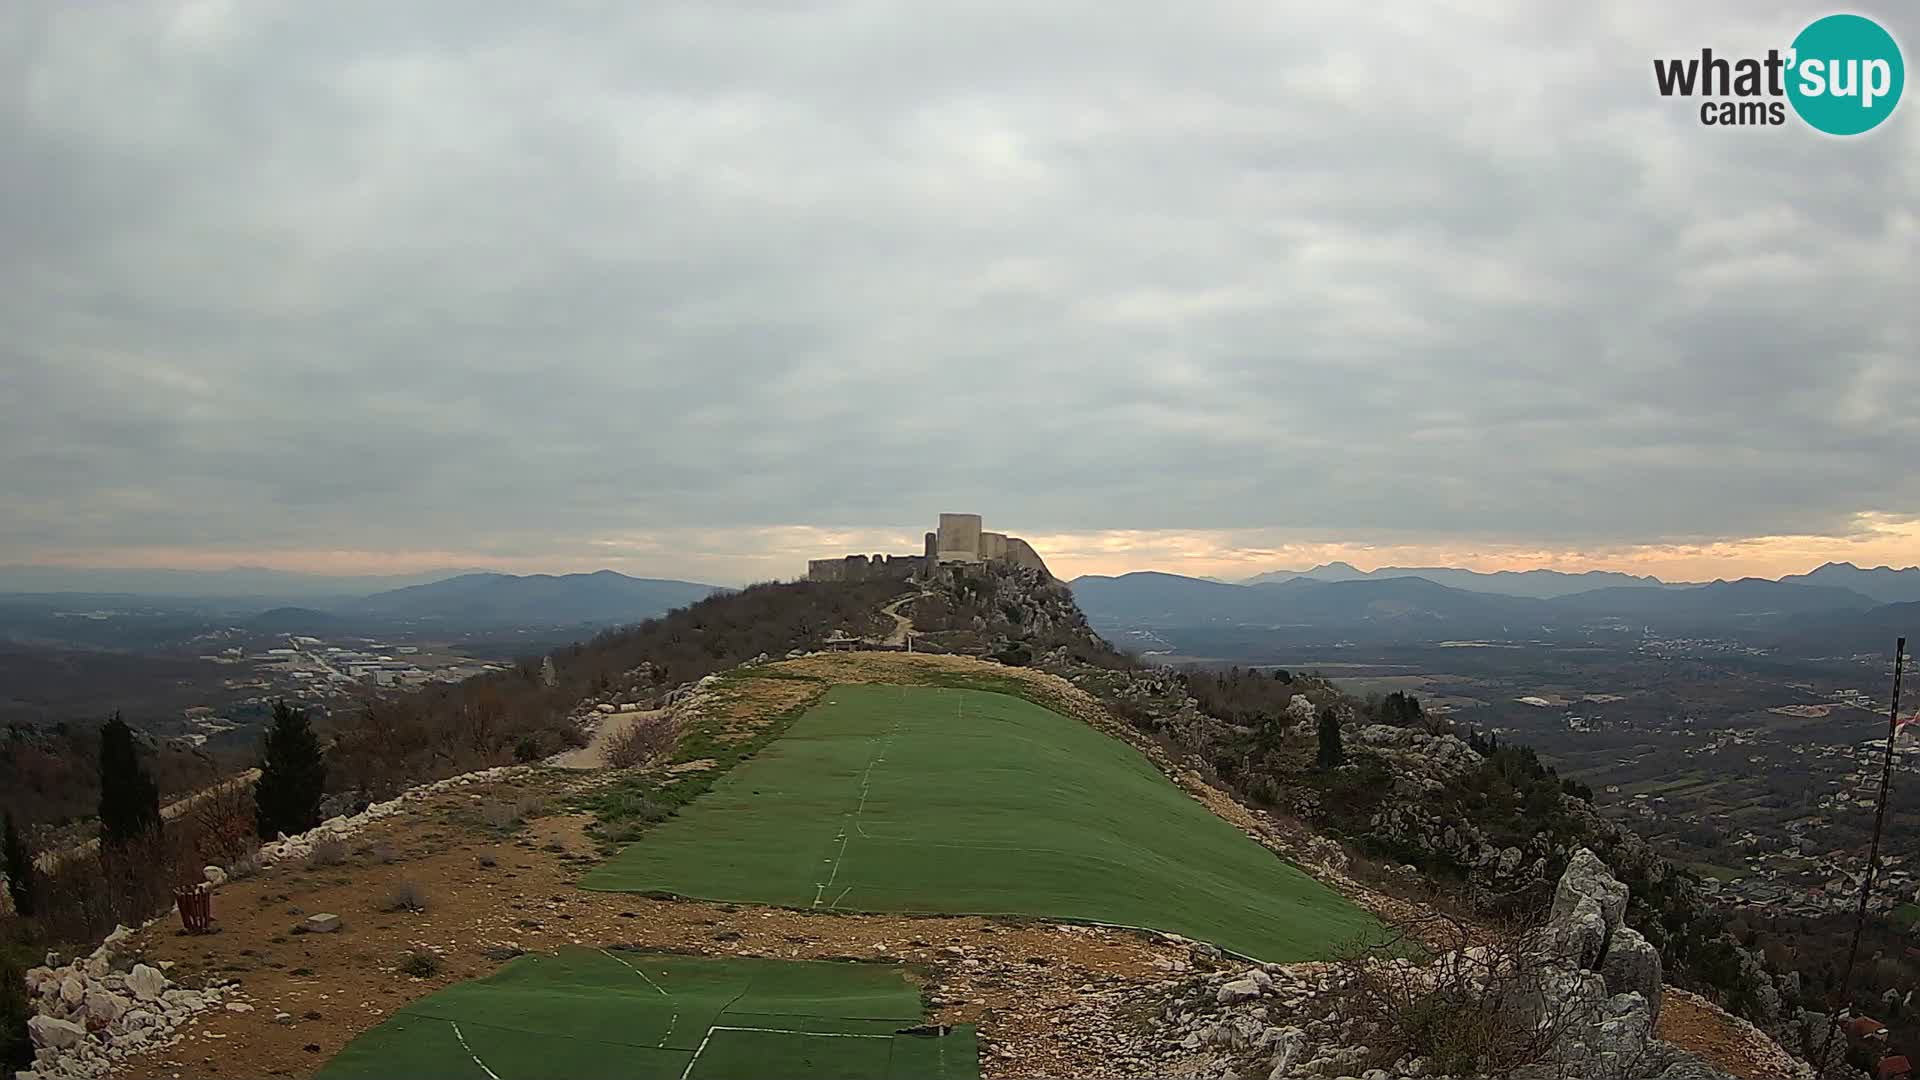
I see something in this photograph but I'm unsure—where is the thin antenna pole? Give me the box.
[1819,637,1907,1072]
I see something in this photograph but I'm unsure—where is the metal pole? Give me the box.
[1819,637,1907,1073]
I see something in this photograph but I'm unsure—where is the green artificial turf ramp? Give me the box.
[582,683,1377,960]
[316,949,974,1080]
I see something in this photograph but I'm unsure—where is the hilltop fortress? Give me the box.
[807,513,1052,582]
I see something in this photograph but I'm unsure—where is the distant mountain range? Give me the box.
[1235,560,1920,604]
[0,564,492,600]
[0,569,725,641]
[340,571,722,626]
[1239,562,1668,598]
[1070,566,1908,651]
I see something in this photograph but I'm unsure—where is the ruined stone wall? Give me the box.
[979,531,1009,560]
[808,554,923,583]
[1003,537,1053,579]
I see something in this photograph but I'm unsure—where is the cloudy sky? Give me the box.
[3,1,1915,586]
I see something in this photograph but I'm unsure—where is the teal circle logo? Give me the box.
[1787,14,1904,135]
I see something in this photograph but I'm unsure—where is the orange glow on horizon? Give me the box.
[14,515,1917,586]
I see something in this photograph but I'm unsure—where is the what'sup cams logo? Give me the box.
[1654,13,1904,134]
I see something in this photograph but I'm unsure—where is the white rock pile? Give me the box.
[256,764,527,863]
[17,925,243,1080]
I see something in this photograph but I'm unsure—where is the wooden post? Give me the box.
[1820,637,1907,1072]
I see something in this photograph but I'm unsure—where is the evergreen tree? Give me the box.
[97,713,160,846]
[255,701,327,839]
[1316,706,1345,770]
[3,811,33,918]
[1,951,30,1073]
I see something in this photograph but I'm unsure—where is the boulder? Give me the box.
[305,913,343,933]
[58,977,85,1008]
[1215,976,1263,1004]
[83,989,128,1025]
[1552,848,1628,937]
[203,865,227,887]
[1265,1027,1307,1080]
[1600,926,1663,1023]
[1559,893,1610,969]
[127,963,166,1001]
[27,1016,85,1050]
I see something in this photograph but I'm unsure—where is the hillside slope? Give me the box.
[15,567,1809,1080]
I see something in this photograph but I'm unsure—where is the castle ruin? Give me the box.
[807,513,1051,582]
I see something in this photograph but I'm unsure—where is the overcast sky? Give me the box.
[3,1,1916,585]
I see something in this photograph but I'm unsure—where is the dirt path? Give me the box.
[548,709,668,769]
[877,592,928,647]
[1658,987,1806,1080]
[35,768,262,872]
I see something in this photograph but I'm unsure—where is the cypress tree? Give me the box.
[1,951,30,1073]
[98,713,161,845]
[2,811,33,917]
[255,701,327,839]
[1316,706,1345,770]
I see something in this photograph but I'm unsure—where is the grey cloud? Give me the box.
[1,0,1916,570]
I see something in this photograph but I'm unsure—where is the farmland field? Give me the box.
[583,683,1376,960]
[317,948,975,1080]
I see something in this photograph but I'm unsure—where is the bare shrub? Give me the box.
[1329,910,1593,1079]
[605,714,679,769]
[187,779,258,866]
[305,837,348,868]
[383,880,428,913]
[478,800,519,830]
[224,850,263,881]
[399,949,441,977]
[478,795,545,831]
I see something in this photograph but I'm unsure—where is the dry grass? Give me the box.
[604,714,679,769]
[1327,910,1626,1080]
[382,880,428,913]
[477,795,545,831]
[304,836,348,868]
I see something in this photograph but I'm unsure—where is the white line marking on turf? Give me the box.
[601,948,678,1047]
[680,1021,898,1076]
[710,1025,892,1038]
[450,1021,503,1080]
[812,702,905,908]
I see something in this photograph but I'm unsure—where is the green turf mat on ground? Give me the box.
[582,683,1377,960]
[316,949,974,1080]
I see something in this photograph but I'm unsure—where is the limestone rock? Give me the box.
[126,964,166,1001]
[82,990,127,1025]
[1552,847,1628,937]
[1601,925,1663,1023]
[305,912,343,933]
[1215,976,1263,1004]
[1560,893,1610,969]
[27,1016,85,1050]
[203,864,227,887]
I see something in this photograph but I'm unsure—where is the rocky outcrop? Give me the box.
[1131,850,1766,1079]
